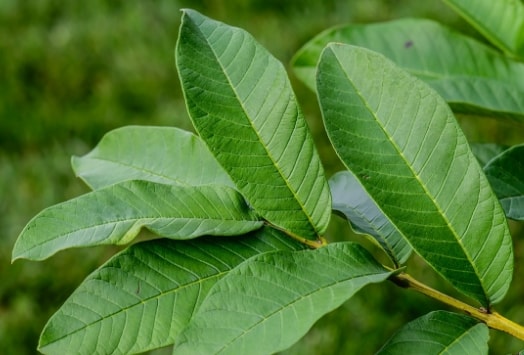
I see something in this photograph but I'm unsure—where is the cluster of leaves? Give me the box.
[12,0,524,354]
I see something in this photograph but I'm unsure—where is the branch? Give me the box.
[390,272,524,341]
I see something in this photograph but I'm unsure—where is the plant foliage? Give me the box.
[12,3,524,354]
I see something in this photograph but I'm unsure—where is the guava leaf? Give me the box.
[484,144,524,220]
[329,170,412,265]
[442,0,524,58]
[71,125,234,190]
[377,311,489,355]
[176,9,331,240]
[292,18,524,120]
[38,228,304,355]
[174,242,394,355]
[317,44,513,306]
[12,181,262,261]
[471,143,508,167]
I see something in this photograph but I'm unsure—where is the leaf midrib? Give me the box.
[214,267,389,354]
[330,47,488,301]
[73,156,191,188]
[40,265,232,350]
[193,14,321,238]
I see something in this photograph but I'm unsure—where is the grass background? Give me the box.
[1,1,523,354]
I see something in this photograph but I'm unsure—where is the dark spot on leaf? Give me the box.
[404,40,413,48]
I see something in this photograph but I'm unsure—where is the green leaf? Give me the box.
[484,144,524,220]
[174,242,395,355]
[12,181,262,261]
[471,143,508,167]
[176,9,331,240]
[329,171,412,265]
[317,44,513,306]
[292,18,524,120]
[377,311,489,355]
[38,228,304,355]
[443,0,524,58]
[71,125,234,190]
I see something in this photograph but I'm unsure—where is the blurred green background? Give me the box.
[2,1,523,354]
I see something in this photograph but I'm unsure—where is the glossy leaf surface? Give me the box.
[377,311,489,354]
[317,44,513,306]
[12,181,262,261]
[38,228,304,355]
[484,144,524,220]
[329,170,412,265]
[443,0,524,58]
[72,126,234,190]
[176,9,331,240]
[175,242,394,355]
[292,19,524,120]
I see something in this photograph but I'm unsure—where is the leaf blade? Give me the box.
[175,242,394,355]
[329,170,412,265]
[292,19,524,120]
[71,125,234,190]
[38,228,304,355]
[442,0,524,58]
[377,311,489,355]
[484,144,524,220]
[176,9,331,240]
[317,44,513,306]
[12,181,262,261]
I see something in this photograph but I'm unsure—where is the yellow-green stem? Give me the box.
[391,272,524,341]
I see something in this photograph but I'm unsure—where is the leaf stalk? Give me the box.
[390,272,524,341]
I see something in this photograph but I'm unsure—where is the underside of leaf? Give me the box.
[38,228,305,354]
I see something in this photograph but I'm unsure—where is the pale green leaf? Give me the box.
[71,125,234,190]
[377,311,489,355]
[12,181,262,261]
[174,242,394,355]
[292,19,524,120]
[38,228,304,355]
[443,0,524,58]
[484,144,524,220]
[317,44,513,306]
[176,9,331,240]
[329,170,412,266]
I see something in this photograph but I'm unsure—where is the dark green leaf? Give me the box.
[484,144,524,220]
[317,44,513,306]
[12,181,262,261]
[175,242,395,355]
[176,9,331,240]
[38,228,304,355]
[471,143,508,167]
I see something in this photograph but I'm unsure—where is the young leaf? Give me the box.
[442,0,524,58]
[71,125,234,190]
[377,311,489,355]
[317,44,513,306]
[12,181,262,261]
[484,144,524,220]
[329,170,412,265]
[176,9,331,240]
[292,19,524,120]
[38,228,304,355]
[174,242,395,355]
